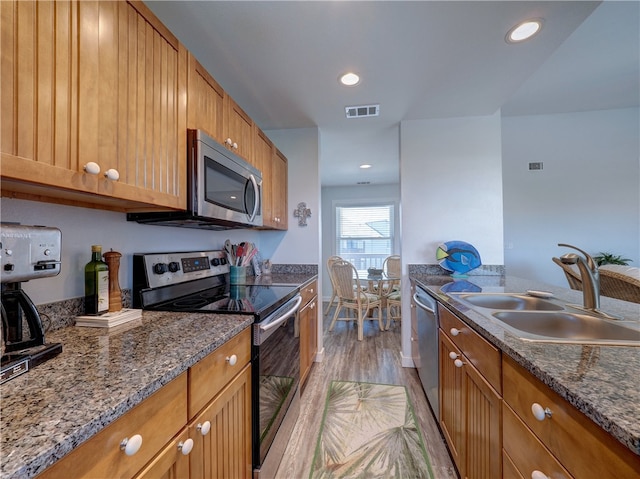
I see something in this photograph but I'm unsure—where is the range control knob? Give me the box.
[219,257,227,265]
[211,258,220,267]
[153,263,168,275]
[168,262,180,273]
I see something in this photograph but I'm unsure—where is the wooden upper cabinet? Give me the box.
[271,147,288,230]
[187,52,225,144]
[223,94,254,164]
[1,1,187,211]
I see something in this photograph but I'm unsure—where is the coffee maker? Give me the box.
[1,224,63,384]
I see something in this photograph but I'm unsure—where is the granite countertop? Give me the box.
[411,273,640,457]
[0,310,254,479]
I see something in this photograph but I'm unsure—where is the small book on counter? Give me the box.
[75,308,142,328]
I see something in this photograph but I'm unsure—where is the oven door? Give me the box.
[193,129,263,227]
[252,294,302,478]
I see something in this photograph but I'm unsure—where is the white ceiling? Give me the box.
[144,1,639,186]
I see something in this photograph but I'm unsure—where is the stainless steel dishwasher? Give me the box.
[413,285,439,419]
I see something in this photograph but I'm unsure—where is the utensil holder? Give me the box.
[230,266,247,285]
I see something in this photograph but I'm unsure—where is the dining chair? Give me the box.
[552,257,583,291]
[328,260,383,341]
[324,255,343,316]
[381,255,402,328]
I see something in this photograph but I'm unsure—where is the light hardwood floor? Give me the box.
[275,304,458,479]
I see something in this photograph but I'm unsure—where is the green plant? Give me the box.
[592,252,632,266]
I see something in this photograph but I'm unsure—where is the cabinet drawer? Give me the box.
[439,304,501,392]
[503,403,572,479]
[301,279,318,306]
[503,356,640,479]
[38,373,187,479]
[188,328,251,418]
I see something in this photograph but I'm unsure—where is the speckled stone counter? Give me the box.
[0,310,254,479]
[410,273,640,456]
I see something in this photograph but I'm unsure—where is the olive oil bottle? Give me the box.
[84,245,109,315]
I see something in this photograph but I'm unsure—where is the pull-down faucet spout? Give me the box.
[558,243,600,311]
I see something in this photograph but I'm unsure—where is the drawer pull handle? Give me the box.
[197,421,211,436]
[450,327,460,336]
[226,354,237,366]
[449,352,460,360]
[120,434,143,456]
[531,471,550,479]
[178,438,194,455]
[83,162,101,175]
[531,403,553,421]
[454,359,465,368]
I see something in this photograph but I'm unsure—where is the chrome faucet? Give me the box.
[558,243,600,310]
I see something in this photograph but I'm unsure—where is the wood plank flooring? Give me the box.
[275,304,458,479]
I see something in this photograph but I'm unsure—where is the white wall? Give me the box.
[399,112,504,365]
[502,107,640,287]
[320,183,401,300]
[0,198,263,304]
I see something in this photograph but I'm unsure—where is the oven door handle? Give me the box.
[259,295,303,333]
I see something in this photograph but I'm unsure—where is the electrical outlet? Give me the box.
[529,162,543,170]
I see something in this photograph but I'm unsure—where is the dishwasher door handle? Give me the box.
[413,293,435,314]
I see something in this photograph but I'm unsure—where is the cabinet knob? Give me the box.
[454,359,465,368]
[226,354,237,366]
[531,471,550,479]
[531,402,553,421]
[197,421,211,436]
[232,142,238,150]
[225,138,233,146]
[120,434,143,456]
[178,438,194,455]
[104,168,120,181]
[450,327,460,336]
[449,351,460,360]
[83,162,101,175]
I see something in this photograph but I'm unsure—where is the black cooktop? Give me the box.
[144,283,299,320]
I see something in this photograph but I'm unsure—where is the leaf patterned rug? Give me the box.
[309,381,435,479]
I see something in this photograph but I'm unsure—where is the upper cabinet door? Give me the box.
[1,0,187,211]
[223,95,254,165]
[187,52,225,144]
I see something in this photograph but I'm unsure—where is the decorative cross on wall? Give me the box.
[294,202,312,227]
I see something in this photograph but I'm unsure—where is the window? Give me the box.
[336,204,394,271]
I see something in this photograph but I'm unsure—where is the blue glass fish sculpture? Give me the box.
[436,241,482,276]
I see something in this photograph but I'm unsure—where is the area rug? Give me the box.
[309,380,435,479]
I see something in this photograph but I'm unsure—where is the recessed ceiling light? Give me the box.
[506,19,543,43]
[340,72,360,86]
[360,164,372,169]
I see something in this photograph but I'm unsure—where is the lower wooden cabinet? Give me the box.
[36,328,253,479]
[300,279,318,388]
[189,364,252,479]
[133,429,191,479]
[37,373,188,479]
[503,355,640,479]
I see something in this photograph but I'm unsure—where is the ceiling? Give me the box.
[144,1,639,186]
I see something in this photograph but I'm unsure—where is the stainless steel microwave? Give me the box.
[128,129,262,230]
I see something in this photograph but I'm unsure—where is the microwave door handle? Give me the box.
[247,174,259,221]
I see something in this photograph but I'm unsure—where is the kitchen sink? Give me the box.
[492,311,640,346]
[451,293,564,311]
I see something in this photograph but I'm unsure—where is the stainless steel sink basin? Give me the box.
[452,293,564,311]
[492,311,640,346]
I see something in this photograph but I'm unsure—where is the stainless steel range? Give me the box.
[132,250,301,479]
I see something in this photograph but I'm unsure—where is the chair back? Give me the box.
[331,260,359,300]
[552,257,582,291]
[383,255,401,279]
[599,266,640,304]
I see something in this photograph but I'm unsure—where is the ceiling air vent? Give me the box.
[357,181,371,185]
[345,104,380,119]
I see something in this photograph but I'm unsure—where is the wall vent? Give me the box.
[357,181,371,185]
[345,104,380,119]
